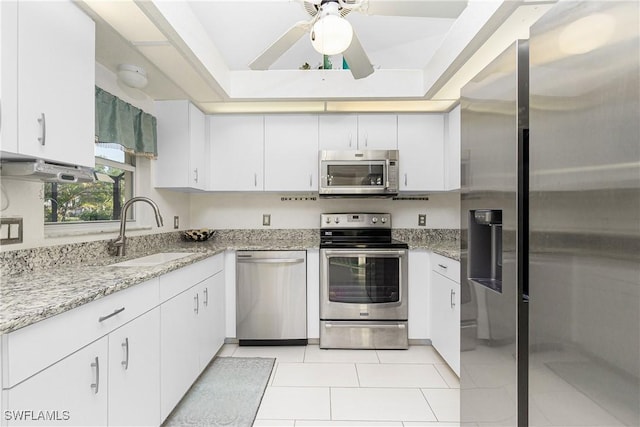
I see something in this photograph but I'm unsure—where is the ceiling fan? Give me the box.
[249,0,468,80]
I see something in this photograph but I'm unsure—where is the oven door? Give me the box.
[319,160,390,196]
[320,248,408,320]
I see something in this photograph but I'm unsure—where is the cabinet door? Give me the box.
[430,270,460,376]
[16,1,94,168]
[160,289,199,421]
[189,103,206,190]
[108,308,161,427]
[155,101,206,190]
[197,272,225,371]
[445,105,461,190]
[264,115,319,191]
[357,114,397,149]
[209,115,264,191]
[5,338,108,426]
[398,114,445,191]
[319,114,358,150]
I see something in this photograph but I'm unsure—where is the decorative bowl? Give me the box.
[183,229,216,242]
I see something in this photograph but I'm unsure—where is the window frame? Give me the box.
[44,155,139,238]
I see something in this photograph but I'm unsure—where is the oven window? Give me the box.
[327,164,384,187]
[327,256,400,303]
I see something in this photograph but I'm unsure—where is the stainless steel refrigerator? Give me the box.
[460,2,639,426]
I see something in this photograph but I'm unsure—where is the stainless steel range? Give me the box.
[319,213,409,349]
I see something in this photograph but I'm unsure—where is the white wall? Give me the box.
[190,192,460,230]
[0,63,191,251]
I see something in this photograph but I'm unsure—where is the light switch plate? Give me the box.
[263,214,271,226]
[418,214,427,227]
[1,217,23,244]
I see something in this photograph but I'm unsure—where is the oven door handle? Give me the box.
[324,322,406,329]
[322,249,407,258]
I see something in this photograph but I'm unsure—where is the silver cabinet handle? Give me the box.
[404,173,408,186]
[325,322,405,329]
[438,264,448,269]
[309,174,313,188]
[98,307,125,322]
[90,357,100,394]
[237,257,305,264]
[451,289,456,308]
[121,337,129,370]
[254,173,257,187]
[37,113,46,146]
[348,132,352,148]
[194,168,199,183]
[364,132,368,147]
[203,287,209,307]
[194,293,199,314]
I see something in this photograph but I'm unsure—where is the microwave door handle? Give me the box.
[385,158,390,188]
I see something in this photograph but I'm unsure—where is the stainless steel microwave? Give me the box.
[318,150,399,197]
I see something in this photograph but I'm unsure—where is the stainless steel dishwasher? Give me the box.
[236,250,307,345]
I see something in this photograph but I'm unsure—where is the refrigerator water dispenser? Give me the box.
[468,209,503,293]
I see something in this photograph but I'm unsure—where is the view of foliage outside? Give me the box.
[44,164,129,223]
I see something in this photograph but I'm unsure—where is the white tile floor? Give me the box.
[217,344,460,427]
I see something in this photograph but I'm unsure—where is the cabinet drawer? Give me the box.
[159,254,224,302]
[3,278,159,388]
[431,253,460,283]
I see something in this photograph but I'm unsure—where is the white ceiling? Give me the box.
[79,0,555,113]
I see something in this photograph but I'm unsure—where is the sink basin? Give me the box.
[110,252,195,267]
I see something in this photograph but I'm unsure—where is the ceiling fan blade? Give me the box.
[249,21,311,70]
[363,1,467,19]
[342,32,374,80]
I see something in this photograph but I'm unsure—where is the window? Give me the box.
[44,146,135,224]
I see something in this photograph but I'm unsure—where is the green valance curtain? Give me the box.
[95,86,157,159]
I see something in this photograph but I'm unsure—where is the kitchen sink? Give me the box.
[110,252,195,267]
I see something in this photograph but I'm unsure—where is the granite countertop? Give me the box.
[0,235,459,335]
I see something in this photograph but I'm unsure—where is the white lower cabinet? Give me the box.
[198,272,225,371]
[430,254,460,376]
[159,265,225,422]
[2,254,226,427]
[108,308,161,427]
[5,338,108,426]
[159,287,200,421]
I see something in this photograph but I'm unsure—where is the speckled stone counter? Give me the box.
[0,228,459,335]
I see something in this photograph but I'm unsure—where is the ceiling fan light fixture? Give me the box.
[310,4,353,56]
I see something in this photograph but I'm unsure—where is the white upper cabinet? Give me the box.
[445,105,461,190]
[0,1,95,168]
[209,115,264,191]
[319,115,358,150]
[264,115,319,192]
[398,114,445,192]
[155,101,207,190]
[319,114,397,150]
[357,114,398,150]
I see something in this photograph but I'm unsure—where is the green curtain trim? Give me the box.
[95,86,157,158]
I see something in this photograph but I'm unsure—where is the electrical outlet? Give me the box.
[262,214,271,226]
[173,216,179,229]
[418,214,427,227]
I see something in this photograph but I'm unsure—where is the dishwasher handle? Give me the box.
[237,257,305,264]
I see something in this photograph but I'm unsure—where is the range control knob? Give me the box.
[371,217,378,224]
[381,217,388,224]
[334,217,340,224]
[325,217,332,224]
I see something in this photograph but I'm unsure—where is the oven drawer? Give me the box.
[320,320,408,349]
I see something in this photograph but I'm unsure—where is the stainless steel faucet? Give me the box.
[109,197,164,256]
